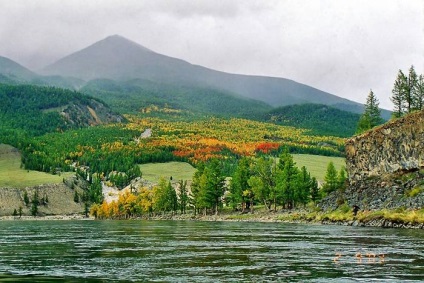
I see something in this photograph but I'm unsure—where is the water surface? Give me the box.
[0,220,423,282]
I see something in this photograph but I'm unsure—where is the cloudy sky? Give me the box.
[0,0,423,110]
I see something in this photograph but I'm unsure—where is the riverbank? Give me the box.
[2,207,423,229]
[142,207,424,229]
[0,214,94,221]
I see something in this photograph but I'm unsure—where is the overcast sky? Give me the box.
[0,0,423,110]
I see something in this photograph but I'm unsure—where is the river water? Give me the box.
[0,220,422,282]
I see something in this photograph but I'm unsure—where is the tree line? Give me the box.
[357,65,424,134]
[90,152,347,219]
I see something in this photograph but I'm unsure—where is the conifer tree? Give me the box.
[322,162,338,194]
[413,74,424,111]
[276,152,299,209]
[391,69,407,118]
[230,157,252,211]
[406,65,418,113]
[310,177,320,203]
[356,90,383,133]
[177,180,188,214]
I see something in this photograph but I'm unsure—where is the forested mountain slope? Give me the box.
[0,84,122,140]
[81,78,272,117]
[264,104,361,137]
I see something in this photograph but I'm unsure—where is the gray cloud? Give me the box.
[0,0,422,110]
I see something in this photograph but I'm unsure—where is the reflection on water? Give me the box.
[0,220,423,282]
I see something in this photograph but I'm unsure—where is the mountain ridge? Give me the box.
[40,35,386,117]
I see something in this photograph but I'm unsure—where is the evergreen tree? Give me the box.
[74,191,79,203]
[250,157,275,210]
[31,190,39,217]
[276,152,299,209]
[322,162,339,194]
[310,177,320,203]
[89,177,103,204]
[296,166,311,206]
[406,65,418,113]
[23,191,29,207]
[177,180,188,214]
[337,166,347,190]
[357,90,383,133]
[391,69,407,118]
[230,157,252,211]
[203,159,226,215]
[413,74,424,111]
[190,163,205,215]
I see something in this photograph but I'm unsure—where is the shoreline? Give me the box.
[0,214,94,221]
[1,210,423,229]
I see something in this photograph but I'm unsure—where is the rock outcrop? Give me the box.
[345,110,424,182]
[321,110,424,212]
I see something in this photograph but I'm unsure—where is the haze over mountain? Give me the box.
[41,35,386,117]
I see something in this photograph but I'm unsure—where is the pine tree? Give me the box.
[23,191,29,207]
[322,162,338,194]
[357,90,383,133]
[337,166,347,190]
[406,65,418,113]
[413,74,424,111]
[31,190,39,217]
[276,152,299,209]
[391,69,407,118]
[296,166,311,206]
[230,157,251,211]
[177,180,188,214]
[310,177,320,203]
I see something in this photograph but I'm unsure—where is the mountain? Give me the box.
[0,56,85,89]
[81,78,272,117]
[264,104,362,137]
[41,35,387,117]
[0,84,123,140]
[0,56,39,83]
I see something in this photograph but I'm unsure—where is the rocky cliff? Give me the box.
[321,110,424,212]
[346,110,424,182]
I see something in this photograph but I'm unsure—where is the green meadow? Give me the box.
[292,154,346,182]
[0,144,69,188]
[139,162,197,183]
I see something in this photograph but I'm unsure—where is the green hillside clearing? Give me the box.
[0,144,70,188]
[139,162,197,183]
[292,154,346,182]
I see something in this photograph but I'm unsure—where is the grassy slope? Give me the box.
[139,162,197,183]
[293,154,346,182]
[0,144,70,188]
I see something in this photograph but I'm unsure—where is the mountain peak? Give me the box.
[93,34,153,53]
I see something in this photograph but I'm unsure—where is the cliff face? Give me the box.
[345,110,424,182]
[320,110,424,212]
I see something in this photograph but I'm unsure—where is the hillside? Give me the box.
[0,56,38,83]
[41,35,383,116]
[0,84,123,140]
[264,104,361,137]
[0,56,84,89]
[81,78,272,117]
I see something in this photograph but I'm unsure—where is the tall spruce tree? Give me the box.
[391,69,407,118]
[322,162,338,194]
[413,74,424,111]
[406,65,418,113]
[230,157,252,211]
[356,90,383,133]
